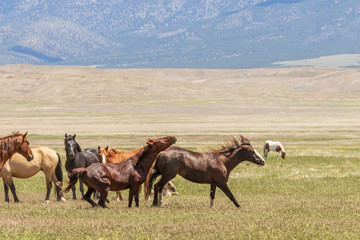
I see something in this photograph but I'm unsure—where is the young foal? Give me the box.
[0,132,33,171]
[63,136,176,208]
[147,135,265,208]
[264,140,286,159]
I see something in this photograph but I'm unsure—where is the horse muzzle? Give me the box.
[27,154,34,161]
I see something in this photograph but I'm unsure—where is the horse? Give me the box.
[62,136,177,208]
[146,135,265,208]
[64,134,100,199]
[98,145,178,201]
[1,147,65,203]
[97,146,141,201]
[0,131,33,172]
[146,181,179,200]
[264,140,286,159]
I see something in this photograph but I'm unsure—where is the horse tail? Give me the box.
[55,153,63,182]
[61,168,86,194]
[144,161,161,200]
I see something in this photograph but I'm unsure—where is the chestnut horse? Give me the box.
[63,136,176,208]
[0,132,33,171]
[264,140,286,159]
[146,135,265,208]
[97,146,141,201]
[2,147,65,203]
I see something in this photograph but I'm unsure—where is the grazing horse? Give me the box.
[264,140,286,159]
[1,147,65,203]
[64,134,100,199]
[0,132,33,171]
[146,135,265,208]
[63,136,176,208]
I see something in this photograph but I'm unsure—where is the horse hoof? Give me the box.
[45,200,50,203]
[61,197,67,202]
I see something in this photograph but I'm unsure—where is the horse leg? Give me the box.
[79,179,85,199]
[116,191,123,201]
[154,176,174,207]
[9,183,19,203]
[3,182,10,202]
[210,184,216,208]
[134,185,141,207]
[45,181,52,203]
[217,183,240,208]
[51,173,66,202]
[71,186,77,199]
[83,188,98,207]
[97,190,109,208]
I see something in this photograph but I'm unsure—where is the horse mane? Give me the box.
[216,135,251,154]
[128,144,151,165]
[0,132,23,160]
[0,132,23,140]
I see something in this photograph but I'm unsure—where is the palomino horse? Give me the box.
[98,145,178,201]
[64,134,100,199]
[0,132,33,171]
[1,147,65,203]
[264,140,286,159]
[63,136,177,208]
[146,135,265,208]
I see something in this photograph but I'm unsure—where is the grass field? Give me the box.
[0,65,360,239]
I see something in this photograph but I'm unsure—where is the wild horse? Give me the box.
[146,135,265,208]
[2,147,65,203]
[0,131,33,171]
[63,136,176,208]
[64,134,100,199]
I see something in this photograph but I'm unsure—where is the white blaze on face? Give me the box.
[255,149,265,162]
[102,153,106,164]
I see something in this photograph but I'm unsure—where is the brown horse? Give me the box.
[0,132,33,171]
[63,136,176,208]
[146,135,265,208]
[97,146,142,201]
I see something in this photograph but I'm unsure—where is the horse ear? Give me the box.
[65,133,68,138]
[98,146,101,150]
[73,134,76,139]
[23,131,28,138]
[105,146,109,151]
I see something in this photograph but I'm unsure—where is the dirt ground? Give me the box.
[0,65,359,149]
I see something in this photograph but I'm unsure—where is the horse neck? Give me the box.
[0,136,19,169]
[135,147,158,173]
[221,150,244,173]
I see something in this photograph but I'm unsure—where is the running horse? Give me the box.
[0,132,33,171]
[64,134,100,199]
[63,136,176,208]
[2,147,65,203]
[146,135,265,208]
[264,140,286,159]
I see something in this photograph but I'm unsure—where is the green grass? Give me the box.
[0,146,359,239]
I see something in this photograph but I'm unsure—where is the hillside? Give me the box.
[0,0,359,68]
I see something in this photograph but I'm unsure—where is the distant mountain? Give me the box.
[0,0,359,68]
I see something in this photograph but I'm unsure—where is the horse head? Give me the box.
[146,136,177,152]
[16,131,34,161]
[226,135,265,166]
[65,134,81,160]
[97,146,109,163]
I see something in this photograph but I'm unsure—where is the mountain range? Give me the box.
[0,0,359,68]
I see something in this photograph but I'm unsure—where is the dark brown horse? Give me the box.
[146,135,265,208]
[62,136,176,208]
[0,132,33,171]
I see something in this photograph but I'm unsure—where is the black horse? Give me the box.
[64,134,100,199]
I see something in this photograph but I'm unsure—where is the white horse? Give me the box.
[264,140,286,159]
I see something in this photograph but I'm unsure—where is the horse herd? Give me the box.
[0,132,286,208]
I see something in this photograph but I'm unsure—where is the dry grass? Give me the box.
[0,65,360,239]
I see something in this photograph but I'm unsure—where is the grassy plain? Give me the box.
[0,65,360,239]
